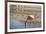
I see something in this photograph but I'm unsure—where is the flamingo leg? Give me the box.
[29,22,31,28]
[24,22,26,28]
[25,19,27,28]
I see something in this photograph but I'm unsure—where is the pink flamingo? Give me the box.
[25,15,34,28]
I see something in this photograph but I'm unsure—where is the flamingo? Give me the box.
[25,15,34,28]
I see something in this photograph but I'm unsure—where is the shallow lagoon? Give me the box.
[10,17,41,29]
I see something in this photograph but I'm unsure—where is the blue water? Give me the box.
[10,18,41,29]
